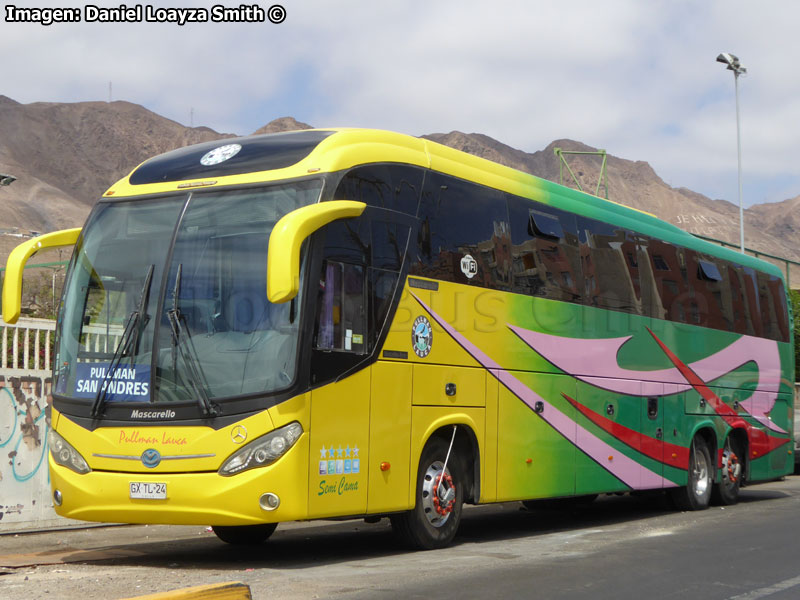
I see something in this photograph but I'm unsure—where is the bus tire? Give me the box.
[211,523,277,545]
[712,436,742,506]
[669,436,713,511]
[390,437,465,550]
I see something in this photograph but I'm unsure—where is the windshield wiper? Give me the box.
[166,264,219,417]
[91,264,154,418]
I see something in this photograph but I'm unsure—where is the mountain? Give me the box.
[0,97,798,273]
[0,96,229,232]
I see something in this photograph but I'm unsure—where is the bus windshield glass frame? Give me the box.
[53,178,323,410]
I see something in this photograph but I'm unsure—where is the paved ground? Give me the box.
[2,476,800,599]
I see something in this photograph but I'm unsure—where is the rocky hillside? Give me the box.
[0,97,797,272]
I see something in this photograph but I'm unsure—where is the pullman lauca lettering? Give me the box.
[4,128,792,551]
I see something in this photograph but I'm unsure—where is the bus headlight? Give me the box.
[49,430,91,474]
[219,422,303,476]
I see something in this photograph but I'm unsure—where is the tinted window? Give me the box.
[323,218,370,264]
[647,240,683,321]
[372,220,410,270]
[334,165,423,215]
[508,195,581,302]
[130,131,334,185]
[413,173,510,289]
[577,217,641,314]
[757,270,789,342]
[313,261,367,353]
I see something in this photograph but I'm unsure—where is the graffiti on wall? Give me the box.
[0,374,54,525]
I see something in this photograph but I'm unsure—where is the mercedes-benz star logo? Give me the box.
[231,425,247,444]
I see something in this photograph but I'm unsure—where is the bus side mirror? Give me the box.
[267,201,366,304]
[2,228,81,324]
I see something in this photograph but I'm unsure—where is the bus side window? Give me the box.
[646,239,682,322]
[335,164,423,216]
[414,172,510,289]
[508,196,581,302]
[757,271,788,342]
[695,255,734,332]
[314,260,367,354]
[577,217,640,314]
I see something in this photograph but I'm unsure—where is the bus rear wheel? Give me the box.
[212,523,277,545]
[712,436,742,506]
[390,437,465,550]
[669,437,712,511]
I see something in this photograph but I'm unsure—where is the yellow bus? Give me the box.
[3,129,794,549]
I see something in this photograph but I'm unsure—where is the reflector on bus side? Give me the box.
[2,227,81,323]
[267,200,366,303]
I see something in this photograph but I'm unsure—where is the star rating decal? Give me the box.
[317,443,361,475]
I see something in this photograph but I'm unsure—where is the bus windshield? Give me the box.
[54,179,322,410]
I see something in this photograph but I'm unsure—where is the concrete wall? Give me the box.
[0,318,64,531]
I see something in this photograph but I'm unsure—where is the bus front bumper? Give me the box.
[49,451,310,526]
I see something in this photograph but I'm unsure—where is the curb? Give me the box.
[120,581,252,600]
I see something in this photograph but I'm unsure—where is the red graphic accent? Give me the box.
[646,328,789,459]
[563,393,690,470]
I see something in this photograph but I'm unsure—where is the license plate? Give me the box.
[130,482,167,500]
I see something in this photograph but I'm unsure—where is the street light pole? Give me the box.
[716,52,747,253]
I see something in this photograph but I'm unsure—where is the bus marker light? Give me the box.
[53,490,63,506]
[526,458,532,464]
[380,462,391,471]
[608,456,614,462]
[260,493,280,511]
[177,180,218,189]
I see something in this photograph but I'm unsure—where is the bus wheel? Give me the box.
[712,437,742,506]
[211,523,277,545]
[669,437,712,511]
[390,437,465,550]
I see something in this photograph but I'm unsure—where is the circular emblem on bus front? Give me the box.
[141,448,161,469]
[412,316,433,358]
[200,143,242,166]
[231,425,247,444]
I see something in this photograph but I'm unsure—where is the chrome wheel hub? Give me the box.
[421,460,456,528]
[693,445,710,497]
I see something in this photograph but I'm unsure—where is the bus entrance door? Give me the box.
[308,368,370,518]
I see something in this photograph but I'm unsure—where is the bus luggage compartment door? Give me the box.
[411,364,485,407]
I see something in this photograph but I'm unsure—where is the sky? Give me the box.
[2,0,799,207]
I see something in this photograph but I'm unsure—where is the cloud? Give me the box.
[2,0,799,206]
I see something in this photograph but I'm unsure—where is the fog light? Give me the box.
[259,492,280,511]
[53,490,63,506]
